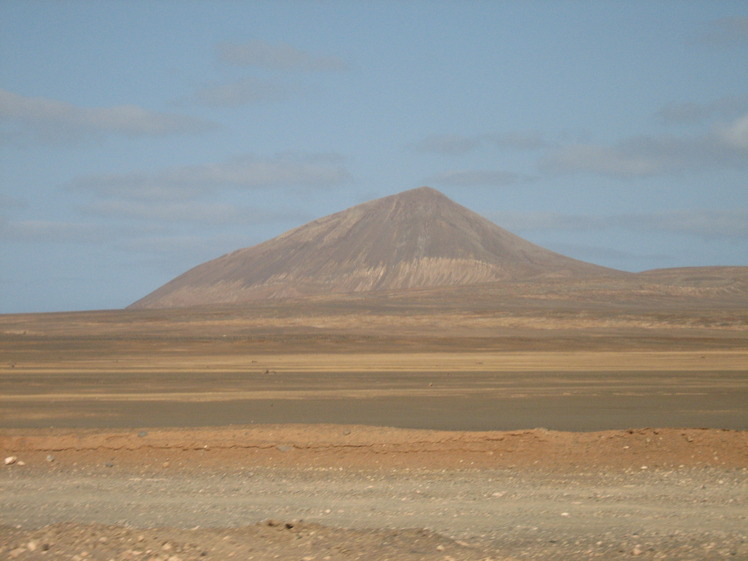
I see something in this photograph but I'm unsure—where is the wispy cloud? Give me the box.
[693,16,748,45]
[488,211,608,232]
[426,169,529,187]
[489,209,748,240]
[216,40,348,72]
[657,94,748,125]
[0,89,216,145]
[541,112,748,178]
[542,242,664,264]
[192,77,298,107]
[0,195,27,210]
[0,217,107,243]
[412,131,547,155]
[71,153,352,202]
[717,113,748,150]
[488,131,548,150]
[411,134,481,155]
[82,198,312,226]
[82,201,244,223]
[620,209,748,239]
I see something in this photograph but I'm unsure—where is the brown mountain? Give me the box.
[129,186,622,309]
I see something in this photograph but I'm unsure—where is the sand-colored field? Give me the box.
[2,288,747,559]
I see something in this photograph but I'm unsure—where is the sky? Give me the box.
[1,1,747,313]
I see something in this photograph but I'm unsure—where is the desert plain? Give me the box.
[1,271,747,560]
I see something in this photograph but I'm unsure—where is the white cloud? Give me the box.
[541,143,670,177]
[0,89,216,144]
[542,114,748,178]
[0,195,27,209]
[412,131,547,154]
[717,113,748,150]
[488,209,748,240]
[426,169,528,187]
[620,209,748,239]
[83,200,244,223]
[694,16,748,45]
[657,94,748,125]
[488,211,608,232]
[0,218,107,243]
[71,153,352,201]
[71,172,206,202]
[411,134,481,155]
[178,153,351,188]
[487,131,547,150]
[192,77,297,107]
[216,40,347,71]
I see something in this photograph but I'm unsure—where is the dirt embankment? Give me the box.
[2,426,747,561]
[2,425,747,471]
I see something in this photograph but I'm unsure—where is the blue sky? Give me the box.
[1,1,747,313]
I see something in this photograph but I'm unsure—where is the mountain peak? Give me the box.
[129,187,620,309]
[400,185,443,197]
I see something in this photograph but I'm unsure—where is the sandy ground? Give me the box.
[2,426,747,560]
[3,351,747,431]
[1,294,747,560]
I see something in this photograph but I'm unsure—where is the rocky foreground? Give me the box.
[2,426,746,560]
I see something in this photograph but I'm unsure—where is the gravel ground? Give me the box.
[2,461,746,560]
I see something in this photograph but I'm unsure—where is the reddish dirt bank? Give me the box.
[2,425,746,471]
[2,426,746,561]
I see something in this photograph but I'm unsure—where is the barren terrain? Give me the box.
[1,278,747,559]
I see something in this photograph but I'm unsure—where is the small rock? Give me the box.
[4,456,18,465]
[632,544,643,555]
[46,454,55,462]
[27,541,38,551]
[138,431,148,438]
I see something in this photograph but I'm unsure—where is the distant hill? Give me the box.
[129,186,623,309]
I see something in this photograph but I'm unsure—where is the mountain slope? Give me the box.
[129,187,621,309]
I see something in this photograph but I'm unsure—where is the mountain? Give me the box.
[129,186,622,309]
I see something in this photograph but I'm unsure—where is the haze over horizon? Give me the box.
[2,2,747,313]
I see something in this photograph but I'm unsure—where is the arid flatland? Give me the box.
[2,278,747,560]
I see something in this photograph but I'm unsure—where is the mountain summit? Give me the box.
[129,187,619,308]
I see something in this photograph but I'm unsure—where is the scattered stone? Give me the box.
[4,456,18,465]
[138,431,149,438]
[46,454,55,462]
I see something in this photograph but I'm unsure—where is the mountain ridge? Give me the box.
[129,187,623,309]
